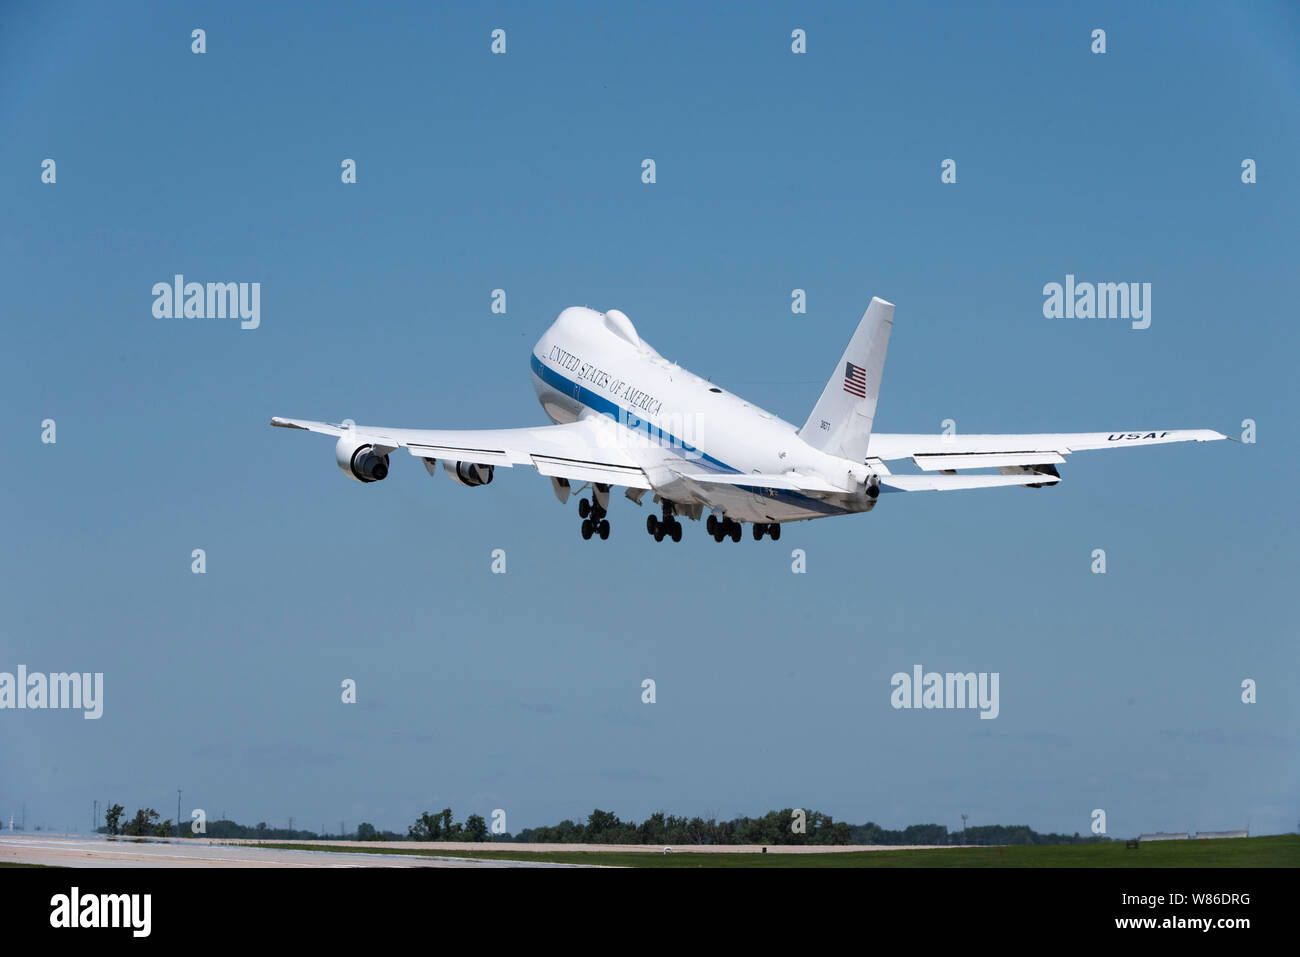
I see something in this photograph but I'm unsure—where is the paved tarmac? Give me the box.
[0,835,588,868]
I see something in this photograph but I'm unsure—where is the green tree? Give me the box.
[408,811,444,841]
[638,812,667,845]
[438,808,455,839]
[464,814,488,842]
[585,809,623,842]
[121,808,159,836]
[356,822,377,841]
[104,804,124,836]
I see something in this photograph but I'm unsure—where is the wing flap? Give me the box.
[913,450,1066,471]
[406,443,519,467]
[881,473,1061,492]
[531,455,651,489]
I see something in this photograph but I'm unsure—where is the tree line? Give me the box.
[98,803,1109,846]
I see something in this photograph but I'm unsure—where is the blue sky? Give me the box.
[2,1,1296,839]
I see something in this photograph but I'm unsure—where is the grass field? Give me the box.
[251,834,1299,868]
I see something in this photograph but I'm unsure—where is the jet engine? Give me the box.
[443,459,494,487]
[335,436,390,483]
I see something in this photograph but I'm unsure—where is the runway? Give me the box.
[0,835,589,868]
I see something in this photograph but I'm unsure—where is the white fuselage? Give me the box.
[528,307,873,522]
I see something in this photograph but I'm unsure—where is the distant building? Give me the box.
[1138,832,1190,841]
[1195,830,1248,839]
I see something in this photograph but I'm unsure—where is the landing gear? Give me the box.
[578,496,610,540]
[647,503,683,542]
[708,515,744,542]
[752,522,782,540]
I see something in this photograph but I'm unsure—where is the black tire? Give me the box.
[646,514,658,535]
[598,519,610,540]
[578,498,590,518]
[729,523,742,543]
[670,521,682,542]
[752,524,764,540]
[770,523,781,541]
[706,515,717,535]
[581,519,593,539]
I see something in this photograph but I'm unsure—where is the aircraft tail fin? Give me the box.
[797,296,894,463]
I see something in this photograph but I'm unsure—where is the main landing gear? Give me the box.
[646,503,683,543]
[704,515,781,542]
[578,496,610,540]
[706,514,743,543]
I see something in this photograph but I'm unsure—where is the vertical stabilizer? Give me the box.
[797,297,894,463]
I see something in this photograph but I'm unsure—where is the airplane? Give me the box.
[271,298,1226,542]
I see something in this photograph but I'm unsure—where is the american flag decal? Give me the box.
[843,361,867,397]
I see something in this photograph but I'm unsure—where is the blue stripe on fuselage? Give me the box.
[529,352,848,516]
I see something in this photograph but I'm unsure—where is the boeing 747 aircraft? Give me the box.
[271,299,1226,542]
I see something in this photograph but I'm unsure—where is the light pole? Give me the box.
[176,790,182,838]
[961,813,968,844]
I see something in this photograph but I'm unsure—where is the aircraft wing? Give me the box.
[867,429,1227,472]
[270,415,652,489]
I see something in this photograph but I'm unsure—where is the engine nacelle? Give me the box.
[443,459,494,487]
[335,436,390,483]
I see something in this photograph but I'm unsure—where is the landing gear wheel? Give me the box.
[653,525,665,542]
[598,519,610,540]
[578,498,591,518]
[753,523,765,541]
[646,514,659,536]
[770,523,781,541]
[706,515,718,535]
[729,521,742,543]
[670,520,682,542]
[581,519,593,539]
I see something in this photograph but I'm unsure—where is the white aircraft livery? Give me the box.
[272,299,1226,542]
